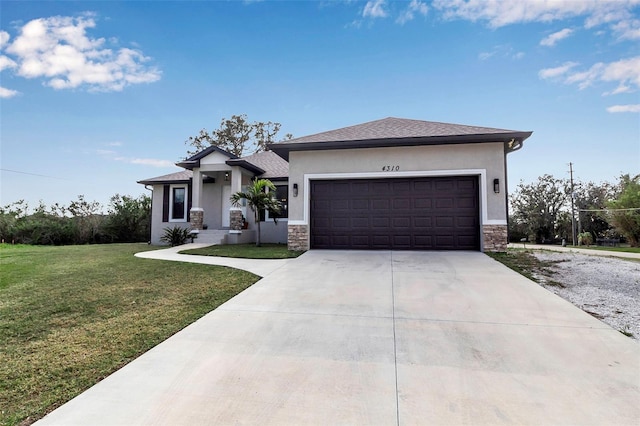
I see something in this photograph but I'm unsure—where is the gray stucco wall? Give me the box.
[148,184,190,245]
[148,180,287,246]
[287,142,507,225]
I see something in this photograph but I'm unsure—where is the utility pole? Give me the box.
[569,162,577,246]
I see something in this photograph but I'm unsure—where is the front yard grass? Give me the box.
[487,249,566,286]
[181,243,304,259]
[0,243,259,426]
[567,245,640,254]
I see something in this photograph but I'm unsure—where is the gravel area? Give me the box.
[531,251,640,341]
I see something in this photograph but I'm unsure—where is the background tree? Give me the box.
[607,174,640,246]
[510,174,569,243]
[230,179,281,247]
[185,114,292,157]
[68,195,105,243]
[105,194,151,243]
[573,180,616,240]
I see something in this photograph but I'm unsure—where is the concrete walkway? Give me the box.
[134,243,293,277]
[37,250,639,425]
[508,243,640,260]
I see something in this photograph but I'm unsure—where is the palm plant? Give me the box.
[230,179,282,247]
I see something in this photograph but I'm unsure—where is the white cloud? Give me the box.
[0,86,20,98]
[363,0,387,19]
[0,31,10,49]
[3,14,161,93]
[0,55,17,71]
[480,45,525,61]
[396,0,428,25]
[538,61,579,79]
[115,157,175,168]
[432,0,640,39]
[540,56,640,94]
[606,104,640,113]
[540,28,574,46]
[98,147,174,168]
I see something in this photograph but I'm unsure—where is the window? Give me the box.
[265,185,288,220]
[170,185,187,222]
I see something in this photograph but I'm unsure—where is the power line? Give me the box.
[579,207,640,212]
[0,168,71,180]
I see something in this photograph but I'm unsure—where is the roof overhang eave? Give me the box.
[176,160,198,170]
[268,131,533,161]
[225,159,266,175]
[137,178,192,185]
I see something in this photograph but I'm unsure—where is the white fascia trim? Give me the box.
[297,169,492,226]
[484,220,508,225]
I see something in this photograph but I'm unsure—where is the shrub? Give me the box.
[160,226,189,246]
[578,232,593,246]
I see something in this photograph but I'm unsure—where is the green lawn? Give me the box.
[0,243,259,426]
[180,243,305,259]
[486,250,566,287]
[566,245,640,254]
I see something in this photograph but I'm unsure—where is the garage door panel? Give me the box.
[372,217,391,228]
[393,217,411,228]
[352,199,369,210]
[310,177,479,250]
[371,199,391,210]
[435,198,454,209]
[414,217,432,228]
[457,196,476,209]
[435,216,454,227]
[331,217,350,228]
[351,217,370,228]
[393,198,411,209]
[372,235,391,247]
[414,198,432,209]
[435,180,455,191]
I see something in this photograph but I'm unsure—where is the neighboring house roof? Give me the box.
[236,151,289,180]
[269,117,533,160]
[138,170,193,185]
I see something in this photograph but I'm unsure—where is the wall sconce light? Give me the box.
[493,178,500,194]
[224,172,230,182]
[293,183,298,197]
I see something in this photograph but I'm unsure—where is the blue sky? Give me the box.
[1,0,639,211]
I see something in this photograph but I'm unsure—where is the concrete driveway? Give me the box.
[38,251,639,425]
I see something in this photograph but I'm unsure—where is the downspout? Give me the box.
[504,138,523,244]
[144,185,153,244]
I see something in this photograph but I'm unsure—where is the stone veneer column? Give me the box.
[230,209,244,231]
[483,224,508,252]
[288,224,309,251]
[190,208,204,230]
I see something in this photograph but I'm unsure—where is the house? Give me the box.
[138,148,290,246]
[139,117,531,251]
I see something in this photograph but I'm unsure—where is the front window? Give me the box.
[267,185,288,220]
[170,186,187,221]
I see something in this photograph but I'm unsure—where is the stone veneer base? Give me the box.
[288,224,309,251]
[190,209,203,230]
[483,224,508,252]
[286,223,507,252]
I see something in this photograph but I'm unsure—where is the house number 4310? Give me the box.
[382,165,400,171]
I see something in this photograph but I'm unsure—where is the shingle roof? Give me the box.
[241,151,289,179]
[137,170,192,185]
[278,117,524,144]
[269,117,532,160]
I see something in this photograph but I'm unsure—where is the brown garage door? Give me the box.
[310,176,479,250]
